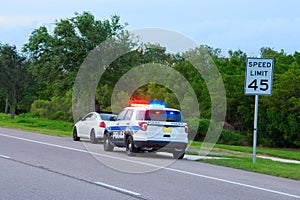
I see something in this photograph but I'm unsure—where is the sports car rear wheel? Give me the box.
[103,133,114,151]
[90,129,98,144]
[73,127,80,141]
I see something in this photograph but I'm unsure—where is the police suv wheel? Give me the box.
[126,136,137,156]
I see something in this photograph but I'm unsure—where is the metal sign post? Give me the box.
[245,58,274,164]
[253,95,259,163]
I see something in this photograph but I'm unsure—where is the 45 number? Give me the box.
[248,79,269,91]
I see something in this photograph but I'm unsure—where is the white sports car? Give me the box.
[73,112,116,143]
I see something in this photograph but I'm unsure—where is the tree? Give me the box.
[260,62,300,147]
[0,44,32,119]
[23,12,132,119]
[23,12,128,99]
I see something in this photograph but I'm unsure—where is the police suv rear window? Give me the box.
[136,110,182,122]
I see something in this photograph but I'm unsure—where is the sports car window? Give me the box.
[100,113,115,121]
[89,113,97,120]
[83,113,93,121]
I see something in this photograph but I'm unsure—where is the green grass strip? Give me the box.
[199,155,300,180]
[0,113,72,137]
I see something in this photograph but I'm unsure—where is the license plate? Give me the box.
[163,127,172,133]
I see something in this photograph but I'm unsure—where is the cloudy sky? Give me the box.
[1,0,300,56]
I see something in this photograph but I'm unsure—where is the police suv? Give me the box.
[103,103,188,159]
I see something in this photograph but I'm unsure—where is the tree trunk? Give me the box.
[4,93,9,114]
[10,104,15,119]
[10,85,17,119]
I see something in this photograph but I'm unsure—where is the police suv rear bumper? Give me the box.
[134,140,187,151]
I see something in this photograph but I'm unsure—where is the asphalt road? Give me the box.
[0,127,299,200]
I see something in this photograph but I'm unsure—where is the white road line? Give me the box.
[166,168,300,199]
[0,154,11,159]
[0,133,165,170]
[1,133,299,199]
[95,181,141,196]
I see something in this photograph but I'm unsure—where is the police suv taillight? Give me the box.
[138,122,148,131]
[99,121,106,128]
[184,125,189,133]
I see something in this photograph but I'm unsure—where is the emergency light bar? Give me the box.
[129,100,167,108]
[149,100,167,108]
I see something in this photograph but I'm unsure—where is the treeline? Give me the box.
[0,12,299,148]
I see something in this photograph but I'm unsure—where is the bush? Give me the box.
[186,117,249,146]
[30,91,72,121]
[218,130,248,146]
[30,99,51,118]
[186,118,211,141]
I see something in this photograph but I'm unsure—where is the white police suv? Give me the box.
[103,102,188,159]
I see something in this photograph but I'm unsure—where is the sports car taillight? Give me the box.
[99,121,106,128]
[138,122,148,131]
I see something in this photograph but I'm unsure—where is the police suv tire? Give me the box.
[172,151,185,159]
[73,127,80,141]
[126,136,137,156]
[103,133,114,151]
[90,129,98,144]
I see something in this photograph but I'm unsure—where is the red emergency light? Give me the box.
[129,99,167,108]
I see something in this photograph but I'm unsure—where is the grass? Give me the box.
[188,141,300,180]
[1,113,299,180]
[189,141,300,161]
[0,113,72,137]
[201,156,300,180]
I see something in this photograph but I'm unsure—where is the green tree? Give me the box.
[23,12,131,119]
[23,12,128,99]
[260,62,300,147]
[0,44,33,119]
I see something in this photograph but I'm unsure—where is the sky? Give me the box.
[1,0,300,56]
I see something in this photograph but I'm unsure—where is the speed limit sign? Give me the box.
[245,57,274,163]
[245,58,274,95]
